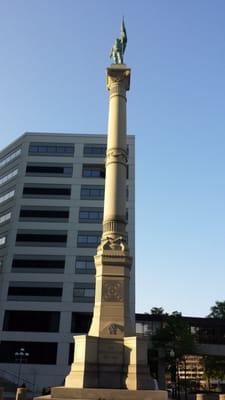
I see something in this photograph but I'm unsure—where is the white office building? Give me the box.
[0,132,135,391]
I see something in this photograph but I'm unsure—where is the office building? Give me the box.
[0,132,135,390]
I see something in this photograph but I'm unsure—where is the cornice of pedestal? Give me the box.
[106,64,131,92]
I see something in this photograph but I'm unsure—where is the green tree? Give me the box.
[203,356,225,390]
[151,311,196,400]
[150,307,166,315]
[207,301,225,319]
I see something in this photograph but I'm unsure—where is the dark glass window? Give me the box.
[20,209,69,220]
[16,232,67,244]
[82,164,105,178]
[75,256,95,274]
[29,143,74,155]
[8,286,62,297]
[12,257,65,273]
[3,311,60,332]
[77,231,101,248]
[26,164,73,176]
[23,185,71,197]
[79,208,103,223]
[83,144,106,157]
[71,312,92,333]
[68,342,74,365]
[0,341,57,364]
[80,185,104,200]
[73,283,95,302]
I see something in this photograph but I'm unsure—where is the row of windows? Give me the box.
[7,282,95,303]
[16,232,67,246]
[29,143,74,155]
[77,231,101,247]
[3,310,60,332]
[75,256,95,272]
[14,230,129,248]
[19,208,69,220]
[19,207,128,223]
[25,163,128,179]
[80,185,104,200]
[3,310,92,334]
[0,211,11,225]
[28,143,107,157]
[12,257,65,272]
[8,286,63,297]
[18,207,104,223]
[0,169,18,186]
[0,341,57,364]
[22,184,129,200]
[10,256,95,274]
[7,282,63,302]
[79,208,103,223]
[83,144,106,157]
[82,164,105,178]
[0,236,6,246]
[23,185,71,197]
[28,143,129,158]
[26,164,73,176]
[0,189,15,204]
[0,148,21,170]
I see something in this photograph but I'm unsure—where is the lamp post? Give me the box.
[170,350,176,398]
[14,348,29,387]
[170,349,181,400]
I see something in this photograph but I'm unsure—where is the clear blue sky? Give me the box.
[0,0,225,317]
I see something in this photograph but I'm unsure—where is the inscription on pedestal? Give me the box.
[102,280,124,302]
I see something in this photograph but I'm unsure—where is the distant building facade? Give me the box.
[136,313,225,389]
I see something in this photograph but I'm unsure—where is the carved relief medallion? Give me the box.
[102,280,124,302]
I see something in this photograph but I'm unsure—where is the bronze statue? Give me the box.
[110,19,127,64]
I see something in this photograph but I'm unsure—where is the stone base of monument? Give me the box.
[34,335,167,400]
[64,335,156,390]
[34,387,167,400]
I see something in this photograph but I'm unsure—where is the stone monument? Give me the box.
[35,22,167,400]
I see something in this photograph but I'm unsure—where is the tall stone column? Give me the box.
[88,64,135,339]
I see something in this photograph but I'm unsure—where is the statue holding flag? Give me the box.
[110,19,127,64]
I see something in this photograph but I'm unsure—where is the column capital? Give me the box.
[106,65,131,91]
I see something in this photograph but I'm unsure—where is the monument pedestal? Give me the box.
[64,335,155,390]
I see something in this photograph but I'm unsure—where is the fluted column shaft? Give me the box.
[103,65,130,239]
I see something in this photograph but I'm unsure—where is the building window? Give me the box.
[0,211,11,225]
[0,169,18,186]
[82,164,105,178]
[0,341,57,364]
[3,311,60,332]
[0,148,21,170]
[79,207,103,223]
[16,231,67,247]
[83,144,106,157]
[0,236,6,246]
[75,256,95,274]
[29,142,74,156]
[73,283,95,302]
[80,185,104,200]
[71,312,92,333]
[26,164,73,176]
[23,185,71,198]
[77,231,101,248]
[7,282,63,302]
[19,208,69,221]
[12,256,65,273]
[0,190,15,204]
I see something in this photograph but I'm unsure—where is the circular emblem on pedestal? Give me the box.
[102,280,123,302]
